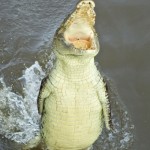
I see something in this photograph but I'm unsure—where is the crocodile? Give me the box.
[25,0,112,149]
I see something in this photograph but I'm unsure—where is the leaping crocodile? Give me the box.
[24,0,112,149]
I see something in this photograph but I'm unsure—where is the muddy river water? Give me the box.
[0,0,150,150]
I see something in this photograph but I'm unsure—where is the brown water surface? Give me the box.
[0,0,150,150]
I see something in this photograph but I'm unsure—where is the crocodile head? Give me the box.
[53,0,100,57]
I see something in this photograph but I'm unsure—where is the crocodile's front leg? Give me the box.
[37,76,51,114]
[97,78,113,130]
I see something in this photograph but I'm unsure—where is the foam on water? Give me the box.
[0,61,45,144]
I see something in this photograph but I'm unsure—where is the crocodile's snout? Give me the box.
[77,0,95,8]
[57,0,97,51]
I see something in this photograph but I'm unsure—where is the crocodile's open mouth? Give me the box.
[64,19,95,50]
[62,0,96,51]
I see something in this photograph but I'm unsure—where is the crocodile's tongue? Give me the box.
[64,19,94,50]
[63,0,96,50]
[72,40,91,50]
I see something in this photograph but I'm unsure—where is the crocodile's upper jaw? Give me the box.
[57,0,98,52]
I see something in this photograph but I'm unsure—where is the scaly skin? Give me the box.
[37,0,112,150]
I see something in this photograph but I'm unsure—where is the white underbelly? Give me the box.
[42,94,103,149]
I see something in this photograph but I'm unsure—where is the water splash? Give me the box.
[19,61,45,123]
[0,61,45,144]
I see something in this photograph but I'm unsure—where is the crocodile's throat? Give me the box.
[64,19,95,50]
[59,0,96,51]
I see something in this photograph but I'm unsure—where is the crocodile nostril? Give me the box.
[77,0,95,8]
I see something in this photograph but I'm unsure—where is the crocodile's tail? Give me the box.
[22,134,41,150]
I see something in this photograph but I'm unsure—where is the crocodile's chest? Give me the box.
[41,75,103,149]
[44,72,101,113]
[44,78,101,115]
